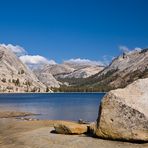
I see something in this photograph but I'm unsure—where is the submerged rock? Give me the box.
[95,78,148,142]
[54,121,88,135]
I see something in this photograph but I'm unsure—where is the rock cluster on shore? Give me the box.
[54,78,148,142]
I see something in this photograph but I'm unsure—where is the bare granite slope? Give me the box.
[34,62,104,88]
[97,49,148,88]
[74,49,148,91]
[0,46,48,92]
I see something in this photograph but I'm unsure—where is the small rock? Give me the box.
[78,119,90,124]
[54,121,88,135]
[88,122,96,135]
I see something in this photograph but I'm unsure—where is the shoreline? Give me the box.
[0,109,148,148]
[0,92,107,94]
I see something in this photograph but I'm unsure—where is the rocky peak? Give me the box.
[94,49,148,89]
[105,49,148,73]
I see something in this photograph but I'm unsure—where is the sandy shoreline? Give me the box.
[0,110,148,148]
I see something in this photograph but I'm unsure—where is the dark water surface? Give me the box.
[0,93,105,121]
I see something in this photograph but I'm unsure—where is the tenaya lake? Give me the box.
[0,93,105,121]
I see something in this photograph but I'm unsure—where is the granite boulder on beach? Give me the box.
[95,78,148,142]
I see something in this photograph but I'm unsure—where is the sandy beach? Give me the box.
[0,110,147,148]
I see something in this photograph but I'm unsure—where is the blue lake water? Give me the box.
[0,93,105,121]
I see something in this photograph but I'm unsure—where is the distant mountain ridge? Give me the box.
[54,48,148,92]
[0,44,147,92]
[34,62,104,88]
[95,48,148,89]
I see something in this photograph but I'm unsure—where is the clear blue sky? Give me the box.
[0,0,148,63]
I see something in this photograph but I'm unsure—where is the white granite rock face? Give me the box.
[95,78,148,141]
[0,46,49,92]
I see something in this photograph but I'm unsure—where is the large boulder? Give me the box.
[54,121,88,135]
[95,78,148,141]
